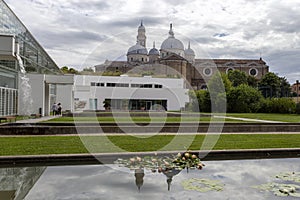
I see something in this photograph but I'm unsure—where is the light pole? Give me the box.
[297,80,299,103]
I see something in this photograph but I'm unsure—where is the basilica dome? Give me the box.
[161,37,184,50]
[160,24,184,51]
[127,43,148,55]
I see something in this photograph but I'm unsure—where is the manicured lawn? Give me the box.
[225,113,300,122]
[1,134,300,156]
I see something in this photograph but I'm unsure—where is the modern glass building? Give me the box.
[0,0,61,117]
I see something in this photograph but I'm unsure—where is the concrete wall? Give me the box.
[56,84,74,112]
[26,74,45,115]
[25,74,74,116]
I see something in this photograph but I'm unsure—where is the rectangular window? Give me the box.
[107,83,116,87]
[142,84,152,88]
[91,82,96,86]
[155,84,162,88]
[96,83,105,87]
[116,83,129,87]
[131,84,141,88]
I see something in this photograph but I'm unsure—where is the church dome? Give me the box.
[149,42,160,55]
[184,42,195,56]
[161,38,184,50]
[160,24,184,51]
[149,48,159,55]
[127,43,148,55]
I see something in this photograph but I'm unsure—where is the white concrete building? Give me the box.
[74,75,189,111]
[25,74,189,115]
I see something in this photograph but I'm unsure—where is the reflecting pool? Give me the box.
[2,158,300,199]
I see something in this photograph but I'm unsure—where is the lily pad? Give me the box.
[181,178,224,192]
[275,172,300,183]
[254,183,300,197]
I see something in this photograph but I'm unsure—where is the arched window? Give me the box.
[226,68,234,74]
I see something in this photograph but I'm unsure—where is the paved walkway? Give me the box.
[14,115,61,123]
[167,112,286,123]
[212,115,285,123]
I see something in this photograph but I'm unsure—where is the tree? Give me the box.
[207,73,230,112]
[82,67,94,72]
[227,70,248,87]
[279,77,291,97]
[247,75,258,88]
[258,72,281,98]
[189,90,211,112]
[60,66,69,74]
[60,66,78,74]
[227,84,263,113]
[103,99,111,111]
[68,68,78,74]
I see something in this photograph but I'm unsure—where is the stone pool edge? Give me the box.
[0,148,300,168]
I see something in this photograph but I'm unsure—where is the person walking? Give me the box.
[52,102,58,116]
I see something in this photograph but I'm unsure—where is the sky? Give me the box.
[5,0,300,84]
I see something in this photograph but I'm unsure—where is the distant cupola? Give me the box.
[149,41,160,63]
[184,41,195,64]
[160,24,184,58]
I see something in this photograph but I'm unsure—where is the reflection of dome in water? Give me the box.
[135,168,145,192]
[127,43,148,55]
[163,168,182,191]
[161,24,184,51]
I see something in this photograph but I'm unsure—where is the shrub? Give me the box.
[258,98,296,113]
[227,84,263,113]
[296,103,300,114]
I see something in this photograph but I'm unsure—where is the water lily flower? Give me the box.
[136,157,142,162]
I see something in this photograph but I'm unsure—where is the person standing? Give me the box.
[57,103,62,116]
[52,103,58,116]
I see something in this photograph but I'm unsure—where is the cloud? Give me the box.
[4,0,300,83]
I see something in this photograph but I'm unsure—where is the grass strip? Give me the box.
[0,134,300,156]
[44,116,242,123]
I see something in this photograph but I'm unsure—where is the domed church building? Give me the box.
[95,22,269,90]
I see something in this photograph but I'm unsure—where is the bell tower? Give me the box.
[137,20,146,47]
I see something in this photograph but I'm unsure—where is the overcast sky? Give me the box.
[5,0,300,83]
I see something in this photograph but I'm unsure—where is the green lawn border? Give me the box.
[1,134,300,156]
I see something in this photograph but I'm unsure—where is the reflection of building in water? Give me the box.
[0,167,45,200]
[162,168,182,191]
[134,168,145,192]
